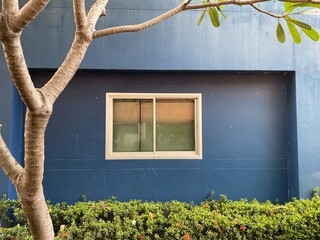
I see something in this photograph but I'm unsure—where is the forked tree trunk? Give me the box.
[0,1,103,236]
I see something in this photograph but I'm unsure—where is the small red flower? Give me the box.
[61,232,68,238]
[214,210,221,216]
[185,234,191,240]
[203,204,209,209]
[240,225,247,231]
[138,236,145,239]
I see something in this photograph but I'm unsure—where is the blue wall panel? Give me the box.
[0,52,12,196]
[210,169,288,202]
[32,71,292,203]
[44,169,96,203]
[296,71,320,198]
[21,3,296,71]
[287,74,299,199]
[104,169,204,202]
[45,79,97,160]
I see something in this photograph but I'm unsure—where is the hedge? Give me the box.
[1,189,320,239]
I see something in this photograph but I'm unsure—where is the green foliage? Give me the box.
[197,1,227,28]
[208,7,220,28]
[198,8,207,26]
[0,195,12,227]
[196,1,320,44]
[196,1,319,43]
[287,20,302,44]
[0,225,32,240]
[276,22,286,43]
[1,190,320,239]
[276,2,320,43]
[0,195,21,227]
[284,2,320,14]
[301,27,320,41]
[285,16,311,30]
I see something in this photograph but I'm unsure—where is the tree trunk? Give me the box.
[17,188,54,240]
[15,108,54,240]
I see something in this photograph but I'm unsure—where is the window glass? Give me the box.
[156,99,195,151]
[113,99,153,152]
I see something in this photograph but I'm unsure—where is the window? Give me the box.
[106,93,202,159]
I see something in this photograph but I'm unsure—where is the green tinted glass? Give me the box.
[156,99,195,151]
[113,99,153,152]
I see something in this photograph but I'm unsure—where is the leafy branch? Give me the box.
[197,1,320,43]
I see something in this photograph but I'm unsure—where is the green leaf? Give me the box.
[284,2,295,13]
[208,7,220,28]
[284,2,320,14]
[301,27,320,41]
[276,23,286,43]
[296,9,320,15]
[294,3,320,9]
[217,7,228,20]
[285,16,311,30]
[198,8,207,26]
[287,20,302,44]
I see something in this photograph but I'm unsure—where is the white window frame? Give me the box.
[106,93,202,160]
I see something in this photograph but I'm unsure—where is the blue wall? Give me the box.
[31,71,294,203]
[1,1,320,201]
[0,52,12,196]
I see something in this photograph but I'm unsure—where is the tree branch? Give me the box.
[41,35,92,103]
[1,0,19,14]
[87,0,109,27]
[250,4,284,18]
[279,0,320,3]
[2,38,43,110]
[12,0,51,33]
[0,125,24,184]
[93,0,191,38]
[93,0,271,38]
[185,0,268,10]
[42,0,110,103]
[74,0,87,30]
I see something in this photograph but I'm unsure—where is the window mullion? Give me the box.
[153,97,156,154]
[194,98,198,154]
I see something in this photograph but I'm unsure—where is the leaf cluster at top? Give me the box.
[197,1,320,44]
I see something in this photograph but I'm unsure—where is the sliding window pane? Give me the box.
[156,99,195,151]
[113,99,153,152]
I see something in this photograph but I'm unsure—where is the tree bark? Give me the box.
[15,106,54,239]
[2,38,42,110]
[17,187,54,240]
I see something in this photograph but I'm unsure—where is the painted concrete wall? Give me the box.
[0,52,12,196]
[22,2,296,71]
[32,71,292,204]
[1,0,320,200]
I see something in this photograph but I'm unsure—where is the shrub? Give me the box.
[1,189,320,239]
